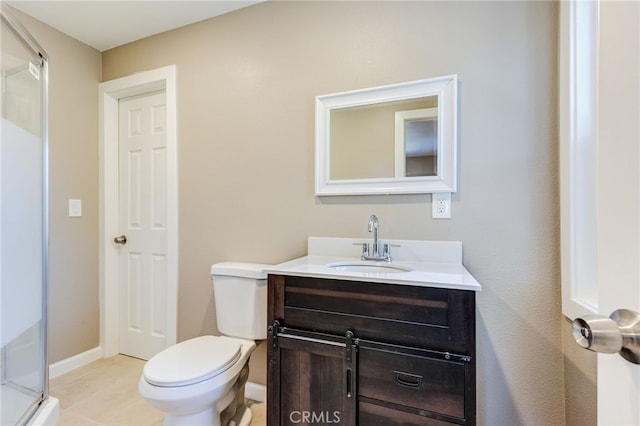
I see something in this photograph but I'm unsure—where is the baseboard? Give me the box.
[246,381,266,403]
[50,348,267,403]
[49,347,102,379]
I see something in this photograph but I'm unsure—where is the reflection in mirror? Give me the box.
[315,75,457,196]
[330,97,438,180]
[395,107,438,177]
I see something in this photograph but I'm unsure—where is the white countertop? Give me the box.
[265,237,481,291]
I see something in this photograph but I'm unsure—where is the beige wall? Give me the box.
[11,1,597,424]
[102,2,571,423]
[8,7,102,364]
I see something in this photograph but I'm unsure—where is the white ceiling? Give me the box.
[6,1,262,52]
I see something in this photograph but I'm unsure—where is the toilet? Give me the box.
[138,262,270,426]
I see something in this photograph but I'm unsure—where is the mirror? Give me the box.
[315,75,457,196]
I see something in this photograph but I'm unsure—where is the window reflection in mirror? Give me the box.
[329,96,438,180]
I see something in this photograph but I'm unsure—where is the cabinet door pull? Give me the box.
[394,371,423,389]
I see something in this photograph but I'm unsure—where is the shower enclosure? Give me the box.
[1,5,56,425]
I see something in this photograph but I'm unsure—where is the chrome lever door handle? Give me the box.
[572,309,640,364]
[113,235,127,245]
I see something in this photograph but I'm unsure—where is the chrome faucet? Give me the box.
[357,214,392,262]
[368,214,381,258]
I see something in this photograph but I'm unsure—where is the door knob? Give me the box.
[572,309,640,364]
[113,235,127,245]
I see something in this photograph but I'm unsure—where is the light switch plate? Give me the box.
[68,199,82,217]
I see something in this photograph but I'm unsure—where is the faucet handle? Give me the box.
[382,243,401,261]
[382,243,391,259]
[353,242,369,258]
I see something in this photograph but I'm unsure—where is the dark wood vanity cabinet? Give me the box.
[267,274,476,426]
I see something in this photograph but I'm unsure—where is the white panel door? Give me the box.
[596,1,640,424]
[118,91,168,360]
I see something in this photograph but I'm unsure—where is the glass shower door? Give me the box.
[1,6,49,425]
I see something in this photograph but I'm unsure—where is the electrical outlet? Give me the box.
[432,193,451,219]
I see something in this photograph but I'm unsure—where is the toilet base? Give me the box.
[161,363,252,425]
[165,408,217,426]
[162,401,253,426]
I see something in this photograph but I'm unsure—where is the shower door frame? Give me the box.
[0,5,50,425]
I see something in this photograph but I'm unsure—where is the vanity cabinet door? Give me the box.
[358,342,473,425]
[267,327,357,426]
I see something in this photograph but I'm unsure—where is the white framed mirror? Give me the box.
[315,75,458,196]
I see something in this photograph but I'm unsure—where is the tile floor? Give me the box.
[50,354,266,425]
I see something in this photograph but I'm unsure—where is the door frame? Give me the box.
[98,65,178,357]
[559,0,599,321]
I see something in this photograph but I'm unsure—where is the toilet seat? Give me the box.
[143,336,241,387]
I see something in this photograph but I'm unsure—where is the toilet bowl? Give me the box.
[138,262,270,425]
[138,336,256,425]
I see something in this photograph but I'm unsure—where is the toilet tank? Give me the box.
[210,262,271,340]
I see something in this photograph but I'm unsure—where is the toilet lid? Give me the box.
[143,336,242,387]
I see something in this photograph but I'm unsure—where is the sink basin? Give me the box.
[327,261,413,274]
